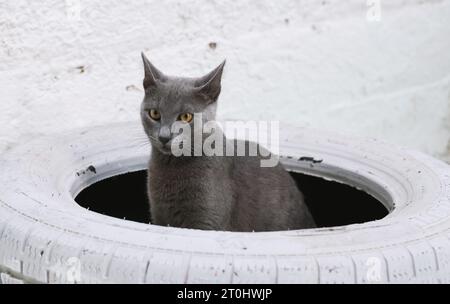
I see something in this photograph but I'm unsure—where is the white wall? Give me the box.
[0,0,449,159]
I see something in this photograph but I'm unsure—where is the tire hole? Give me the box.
[75,170,388,228]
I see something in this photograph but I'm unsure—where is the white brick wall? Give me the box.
[0,0,449,158]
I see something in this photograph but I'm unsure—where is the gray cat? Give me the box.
[140,53,316,231]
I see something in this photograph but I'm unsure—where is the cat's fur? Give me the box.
[140,53,316,231]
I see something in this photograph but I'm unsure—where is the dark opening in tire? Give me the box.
[75,170,388,228]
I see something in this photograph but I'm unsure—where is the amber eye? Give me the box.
[179,113,193,123]
[148,109,161,121]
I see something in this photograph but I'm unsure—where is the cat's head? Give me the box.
[140,52,225,154]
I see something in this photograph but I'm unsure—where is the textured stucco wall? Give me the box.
[0,0,449,158]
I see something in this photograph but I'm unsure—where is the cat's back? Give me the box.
[227,139,316,231]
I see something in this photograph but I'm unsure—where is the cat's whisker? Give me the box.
[135,143,149,148]
[129,136,154,146]
[129,135,152,142]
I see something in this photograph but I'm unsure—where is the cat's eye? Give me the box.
[179,113,193,123]
[148,109,161,121]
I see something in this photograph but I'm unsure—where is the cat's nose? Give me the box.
[158,126,171,145]
[158,134,171,145]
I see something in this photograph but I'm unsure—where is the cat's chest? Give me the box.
[148,162,210,199]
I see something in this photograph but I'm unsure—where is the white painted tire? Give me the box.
[1,122,449,284]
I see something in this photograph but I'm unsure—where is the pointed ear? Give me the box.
[141,52,166,90]
[194,60,226,103]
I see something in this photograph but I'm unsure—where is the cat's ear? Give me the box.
[194,60,226,103]
[141,52,166,90]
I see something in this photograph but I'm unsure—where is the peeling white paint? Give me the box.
[0,0,449,158]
